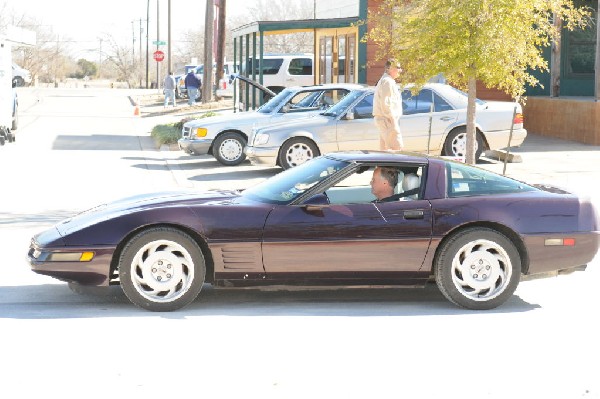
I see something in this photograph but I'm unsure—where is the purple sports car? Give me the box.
[28,151,599,311]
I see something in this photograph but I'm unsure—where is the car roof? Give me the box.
[325,150,430,164]
[286,83,366,91]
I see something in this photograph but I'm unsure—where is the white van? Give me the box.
[218,54,314,98]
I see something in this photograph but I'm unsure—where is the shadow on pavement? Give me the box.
[0,283,539,320]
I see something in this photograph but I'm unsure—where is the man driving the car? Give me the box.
[370,166,399,202]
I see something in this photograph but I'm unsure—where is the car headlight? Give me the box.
[192,128,208,138]
[254,132,270,146]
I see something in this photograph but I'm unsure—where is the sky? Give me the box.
[6,0,251,57]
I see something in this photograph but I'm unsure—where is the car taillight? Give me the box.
[514,113,523,124]
[221,81,227,89]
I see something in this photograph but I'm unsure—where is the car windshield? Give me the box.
[257,88,294,114]
[320,90,367,118]
[241,157,350,204]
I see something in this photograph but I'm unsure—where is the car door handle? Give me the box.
[404,210,424,219]
[439,116,453,121]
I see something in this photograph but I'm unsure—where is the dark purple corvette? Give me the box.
[28,151,599,311]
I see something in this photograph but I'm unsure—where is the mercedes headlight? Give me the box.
[254,132,270,146]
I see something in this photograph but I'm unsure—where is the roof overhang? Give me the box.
[232,17,360,37]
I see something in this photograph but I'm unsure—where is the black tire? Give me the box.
[7,131,15,143]
[0,135,5,146]
[434,227,521,310]
[213,132,247,166]
[443,128,484,160]
[278,137,320,170]
[12,77,24,87]
[119,227,206,312]
[11,111,18,131]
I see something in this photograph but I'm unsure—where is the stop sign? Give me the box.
[153,50,165,62]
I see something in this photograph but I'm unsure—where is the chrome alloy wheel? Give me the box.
[129,239,195,303]
[285,142,315,167]
[450,131,481,158]
[218,138,244,162]
[450,239,512,301]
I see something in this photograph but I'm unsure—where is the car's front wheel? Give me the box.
[434,227,521,310]
[119,227,206,311]
[278,138,320,170]
[213,132,247,166]
[443,128,484,160]
[12,77,24,87]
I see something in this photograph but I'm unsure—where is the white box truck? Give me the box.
[0,36,17,145]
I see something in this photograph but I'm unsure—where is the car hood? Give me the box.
[185,112,268,129]
[54,190,241,237]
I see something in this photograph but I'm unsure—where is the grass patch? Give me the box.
[151,111,219,147]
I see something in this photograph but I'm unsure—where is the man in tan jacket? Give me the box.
[373,59,403,150]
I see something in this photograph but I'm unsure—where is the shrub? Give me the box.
[151,111,219,146]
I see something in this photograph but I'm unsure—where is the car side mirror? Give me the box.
[302,193,329,206]
[281,103,291,113]
[345,110,355,120]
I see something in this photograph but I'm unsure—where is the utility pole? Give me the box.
[203,0,214,103]
[146,0,150,88]
[131,20,136,74]
[168,0,172,74]
[156,0,160,90]
[139,18,144,88]
[215,0,226,99]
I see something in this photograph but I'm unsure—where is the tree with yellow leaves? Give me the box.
[364,0,592,164]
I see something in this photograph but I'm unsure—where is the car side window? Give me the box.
[246,58,283,75]
[447,162,535,197]
[288,58,313,75]
[324,165,424,204]
[353,94,374,119]
[402,89,453,114]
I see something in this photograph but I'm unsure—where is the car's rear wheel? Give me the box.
[434,227,521,310]
[278,138,320,170]
[119,227,206,312]
[213,132,247,166]
[443,128,484,160]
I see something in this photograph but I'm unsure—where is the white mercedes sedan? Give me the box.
[245,83,527,169]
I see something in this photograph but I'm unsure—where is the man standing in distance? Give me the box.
[163,71,177,108]
[184,70,202,106]
[373,59,403,151]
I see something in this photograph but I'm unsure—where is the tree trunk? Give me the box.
[550,14,562,98]
[595,5,600,101]
[466,76,477,165]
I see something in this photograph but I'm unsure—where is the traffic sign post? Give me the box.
[153,50,165,62]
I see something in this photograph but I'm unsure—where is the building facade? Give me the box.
[232,0,598,143]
